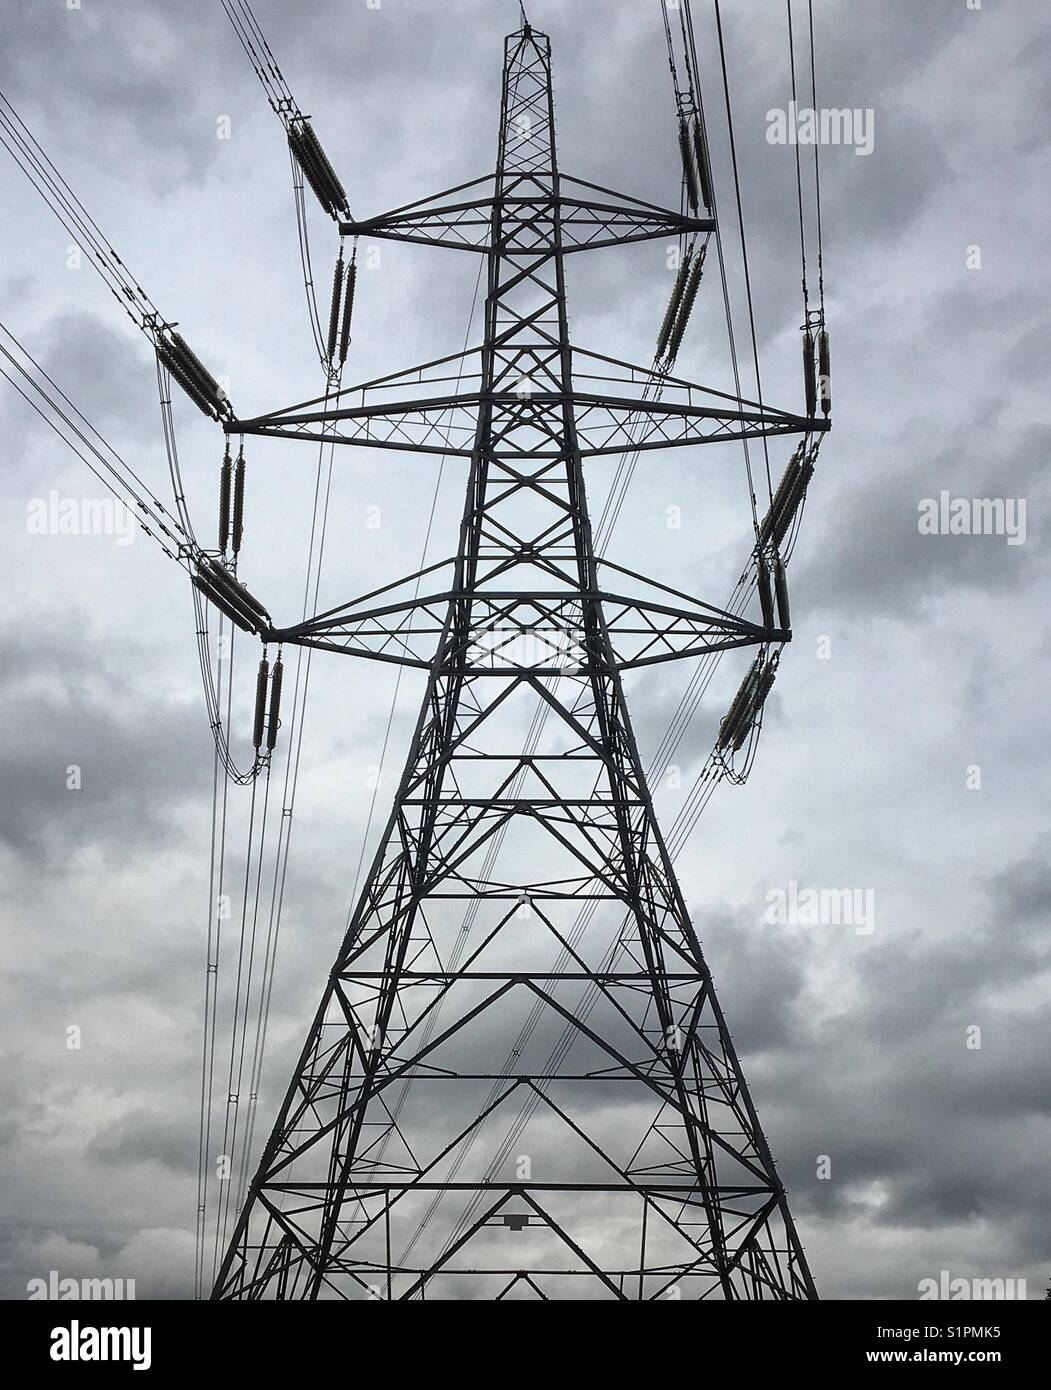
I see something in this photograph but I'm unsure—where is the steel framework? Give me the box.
[213,20,825,1301]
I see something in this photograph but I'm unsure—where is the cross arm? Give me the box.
[337,172,712,254]
[230,387,827,456]
[261,583,786,673]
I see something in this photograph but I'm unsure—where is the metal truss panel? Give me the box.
[214,21,816,1302]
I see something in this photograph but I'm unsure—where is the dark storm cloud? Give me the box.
[2,0,236,189]
[722,835,1050,1293]
[694,909,808,1051]
[0,623,210,857]
[795,417,1044,620]
[4,311,161,479]
[34,312,159,438]
[86,1108,194,1176]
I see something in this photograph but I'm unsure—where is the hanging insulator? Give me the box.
[218,447,232,553]
[733,663,778,751]
[157,341,218,420]
[192,575,258,636]
[196,555,270,628]
[288,120,348,218]
[656,252,692,360]
[771,457,815,548]
[159,332,230,418]
[288,125,323,208]
[757,557,775,628]
[730,660,778,752]
[774,557,791,631]
[232,448,246,556]
[803,328,817,418]
[252,657,270,750]
[326,252,344,362]
[338,260,357,365]
[692,119,713,211]
[718,658,762,750]
[756,663,777,712]
[265,658,284,752]
[818,329,831,416]
[667,247,706,361]
[678,118,700,214]
[758,446,802,548]
[170,332,222,402]
[299,122,348,212]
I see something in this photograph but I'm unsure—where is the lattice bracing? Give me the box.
[214,21,817,1302]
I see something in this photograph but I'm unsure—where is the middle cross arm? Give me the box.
[338,173,713,254]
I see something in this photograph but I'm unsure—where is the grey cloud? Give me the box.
[0,623,210,857]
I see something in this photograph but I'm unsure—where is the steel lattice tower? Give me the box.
[214,20,826,1301]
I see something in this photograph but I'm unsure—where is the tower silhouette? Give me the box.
[213,19,825,1301]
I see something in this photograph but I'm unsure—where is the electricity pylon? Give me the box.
[213,19,826,1301]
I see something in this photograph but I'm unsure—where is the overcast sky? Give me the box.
[1,0,1048,1301]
